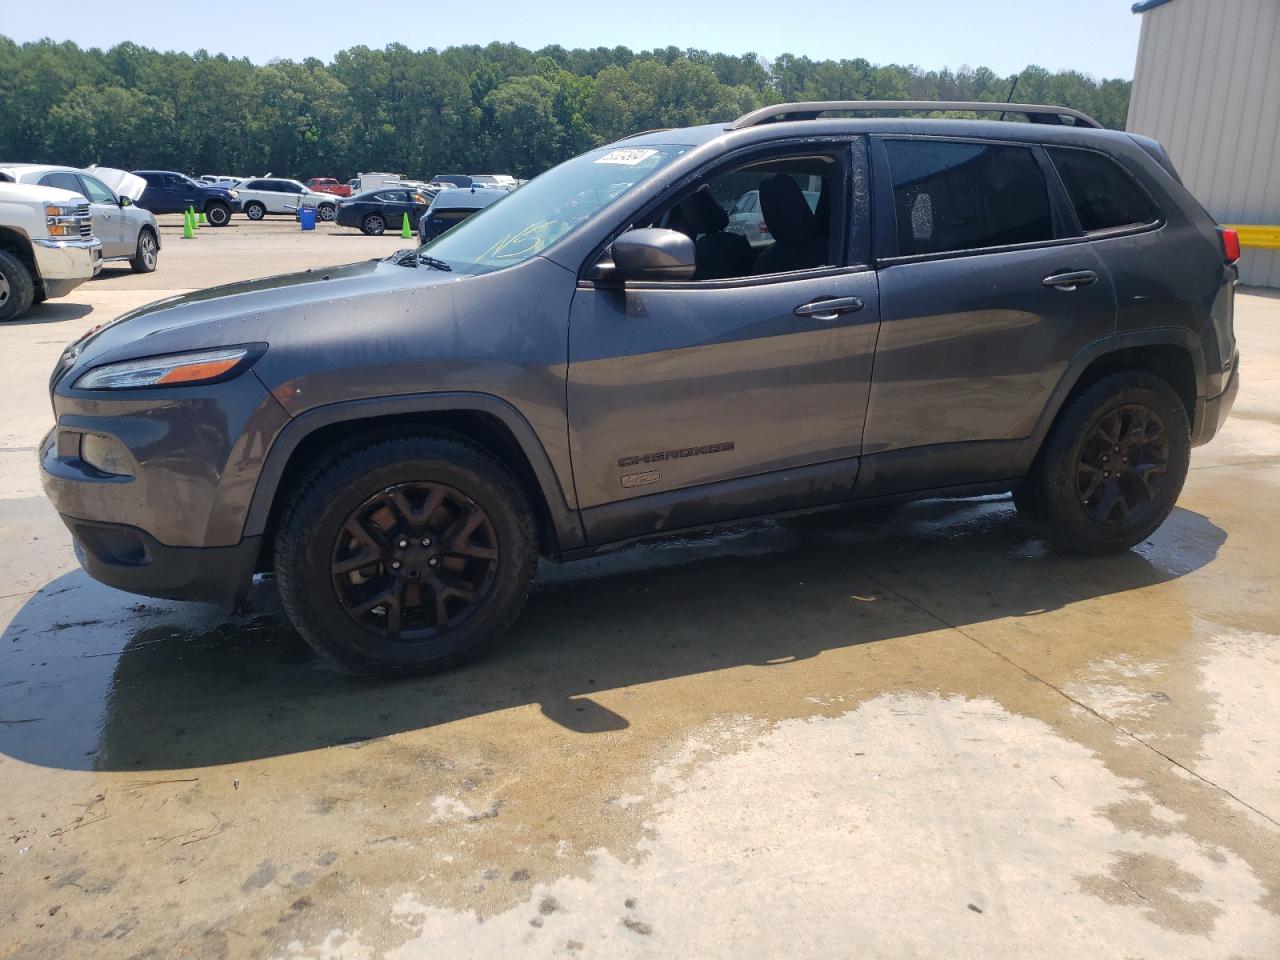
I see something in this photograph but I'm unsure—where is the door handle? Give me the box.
[794,296,864,319]
[1043,270,1098,291]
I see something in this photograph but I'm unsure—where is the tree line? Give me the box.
[0,37,1133,182]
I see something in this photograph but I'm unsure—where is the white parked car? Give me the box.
[0,163,160,273]
[233,177,338,222]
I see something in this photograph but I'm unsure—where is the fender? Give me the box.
[241,391,585,551]
[1010,327,1208,474]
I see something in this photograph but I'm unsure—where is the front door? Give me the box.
[76,173,130,258]
[567,141,880,545]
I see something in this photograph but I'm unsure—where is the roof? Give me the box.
[1132,0,1174,12]
[616,116,1132,152]
[428,187,509,211]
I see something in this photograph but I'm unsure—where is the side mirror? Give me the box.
[604,228,695,282]
[118,195,132,207]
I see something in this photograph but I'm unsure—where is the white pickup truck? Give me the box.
[0,177,101,322]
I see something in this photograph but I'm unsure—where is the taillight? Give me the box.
[1219,227,1241,264]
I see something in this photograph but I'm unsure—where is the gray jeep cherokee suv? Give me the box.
[41,101,1240,676]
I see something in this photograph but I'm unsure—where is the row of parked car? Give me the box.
[0,162,520,322]
[134,170,520,237]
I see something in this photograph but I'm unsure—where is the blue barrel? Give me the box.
[299,206,317,230]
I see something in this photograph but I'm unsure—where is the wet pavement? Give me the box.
[1,224,1278,958]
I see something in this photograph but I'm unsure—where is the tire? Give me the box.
[1016,371,1190,554]
[205,202,231,227]
[0,248,36,322]
[361,213,385,236]
[244,202,266,221]
[131,228,159,273]
[318,204,335,222]
[274,432,539,677]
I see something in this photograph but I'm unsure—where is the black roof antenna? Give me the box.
[999,73,1022,124]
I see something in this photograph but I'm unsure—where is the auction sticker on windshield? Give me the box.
[593,148,660,166]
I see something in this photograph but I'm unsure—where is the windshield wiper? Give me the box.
[417,254,452,271]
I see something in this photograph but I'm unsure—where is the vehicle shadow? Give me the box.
[0,497,1226,771]
[8,301,94,324]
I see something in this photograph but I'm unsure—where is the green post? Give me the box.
[401,213,412,239]
[182,208,194,239]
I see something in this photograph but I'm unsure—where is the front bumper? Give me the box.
[1193,355,1239,447]
[33,237,103,296]
[64,515,260,609]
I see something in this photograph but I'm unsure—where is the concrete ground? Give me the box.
[0,214,1278,959]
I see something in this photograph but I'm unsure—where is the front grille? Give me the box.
[77,203,92,238]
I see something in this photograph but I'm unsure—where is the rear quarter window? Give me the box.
[883,140,1053,256]
[1046,147,1160,233]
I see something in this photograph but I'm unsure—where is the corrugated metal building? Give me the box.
[1127,0,1280,287]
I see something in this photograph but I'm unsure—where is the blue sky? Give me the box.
[0,0,1144,79]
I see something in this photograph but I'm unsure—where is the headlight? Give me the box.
[74,346,257,390]
[45,203,82,237]
[230,190,239,198]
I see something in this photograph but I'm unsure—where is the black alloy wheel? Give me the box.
[1075,403,1169,526]
[331,481,499,641]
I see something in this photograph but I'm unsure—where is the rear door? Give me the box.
[860,136,1117,495]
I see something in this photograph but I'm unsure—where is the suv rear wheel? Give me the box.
[1015,371,1190,553]
[274,433,538,676]
[244,201,266,221]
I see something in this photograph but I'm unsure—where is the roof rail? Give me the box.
[730,100,1103,130]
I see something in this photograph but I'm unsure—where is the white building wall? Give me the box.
[1127,0,1280,287]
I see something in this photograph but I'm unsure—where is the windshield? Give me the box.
[417,144,690,274]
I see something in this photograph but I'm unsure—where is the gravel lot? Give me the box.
[1,214,1278,959]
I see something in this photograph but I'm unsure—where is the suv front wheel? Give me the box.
[1015,371,1191,554]
[274,433,539,676]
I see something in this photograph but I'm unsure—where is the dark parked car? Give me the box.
[335,187,433,235]
[44,101,1240,677]
[132,171,238,225]
[418,186,509,242]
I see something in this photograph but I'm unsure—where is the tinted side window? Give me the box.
[39,171,83,194]
[1047,147,1159,233]
[244,180,268,190]
[883,140,1053,256]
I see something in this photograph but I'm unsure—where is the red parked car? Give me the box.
[304,177,352,198]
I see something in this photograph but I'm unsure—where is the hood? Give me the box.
[71,257,466,367]
[86,166,147,201]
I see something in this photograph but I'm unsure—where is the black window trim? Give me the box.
[578,134,873,290]
[870,133,1088,267]
[1042,143,1166,241]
